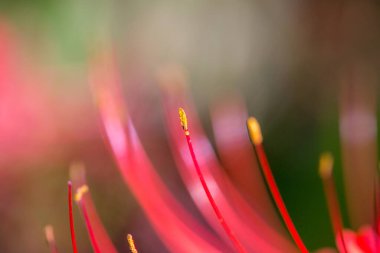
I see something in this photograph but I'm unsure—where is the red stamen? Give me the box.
[75,185,101,253]
[247,117,308,253]
[68,181,79,253]
[91,57,227,252]
[44,225,60,253]
[179,108,247,253]
[70,163,118,253]
[160,76,298,252]
[319,153,348,253]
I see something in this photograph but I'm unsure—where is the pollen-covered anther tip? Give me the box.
[44,225,55,243]
[319,152,334,179]
[247,117,263,145]
[178,107,188,132]
[127,234,138,253]
[75,184,89,202]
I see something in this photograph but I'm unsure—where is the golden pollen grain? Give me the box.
[75,185,89,202]
[178,107,188,131]
[247,117,263,145]
[127,234,138,253]
[319,152,334,179]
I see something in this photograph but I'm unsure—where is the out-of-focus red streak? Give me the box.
[68,181,78,253]
[91,50,227,253]
[0,22,57,165]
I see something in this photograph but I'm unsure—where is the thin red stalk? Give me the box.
[71,164,118,253]
[180,108,247,253]
[68,181,79,253]
[255,144,309,253]
[321,177,348,253]
[78,199,102,253]
[185,134,247,253]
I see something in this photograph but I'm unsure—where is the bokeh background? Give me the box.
[0,0,379,252]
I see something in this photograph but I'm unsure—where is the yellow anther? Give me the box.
[179,107,188,131]
[75,185,89,202]
[319,152,334,179]
[247,117,263,145]
[127,234,138,253]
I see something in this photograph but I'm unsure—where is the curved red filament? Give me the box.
[254,143,308,253]
[180,107,247,253]
[68,181,79,253]
[78,199,102,253]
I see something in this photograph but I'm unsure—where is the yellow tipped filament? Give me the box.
[44,225,55,243]
[247,117,263,145]
[319,152,334,179]
[75,185,89,202]
[178,107,189,134]
[127,234,138,253]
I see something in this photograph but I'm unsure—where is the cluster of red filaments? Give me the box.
[44,165,138,253]
[44,57,378,253]
[44,106,379,253]
[179,108,309,253]
[180,108,380,253]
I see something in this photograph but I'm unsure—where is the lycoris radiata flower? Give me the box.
[45,51,379,253]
